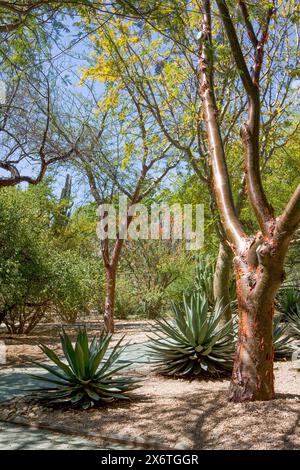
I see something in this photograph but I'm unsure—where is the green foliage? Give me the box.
[193,257,215,305]
[116,240,192,319]
[0,184,102,332]
[185,255,236,310]
[0,185,54,332]
[51,174,73,235]
[30,329,139,409]
[149,293,234,377]
[50,251,102,324]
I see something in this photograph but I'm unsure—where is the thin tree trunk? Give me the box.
[0,304,14,327]
[0,310,6,325]
[213,241,233,322]
[104,264,117,334]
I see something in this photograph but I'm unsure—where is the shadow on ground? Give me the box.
[0,421,109,450]
[7,374,297,450]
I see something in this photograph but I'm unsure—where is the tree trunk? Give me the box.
[213,241,233,323]
[104,265,117,334]
[229,247,286,402]
[0,309,6,325]
[0,304,14,327]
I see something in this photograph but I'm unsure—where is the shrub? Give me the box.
[116,240,192,319]
[50,252,102,324]
[0,185,57,332]
[30,329,140,409]
[3,303,50,335]
[0,185,103,332]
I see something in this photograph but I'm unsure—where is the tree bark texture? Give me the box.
[213,241,233,323]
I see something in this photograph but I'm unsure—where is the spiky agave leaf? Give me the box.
[273,314,293,360]
[277,286,300,320]
[148,294,235,377]
[29,328,140,409]
[287,304,300,339]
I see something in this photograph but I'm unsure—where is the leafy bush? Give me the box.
[0,185,103,332]
[3,303,50,335]
[115,284,166,320]
[114,277,139,319]
[30,329,140,409]
[50,252,102,324]
[116,240,192,319]
[149,293,234,376]
[0,185,56,332]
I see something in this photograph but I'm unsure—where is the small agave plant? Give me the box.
[29,329,140,409]
[148,293,235,377]
[273,314,293,360]
[287,305,300,339]
[276,286,300,320]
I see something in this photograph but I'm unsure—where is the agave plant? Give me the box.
[29,329,140,409]
[148,293,235,377]
[194,258,215,306]
[193,257,236,309]
[288,306,300,339]
[276,286,300,320]
[276,285,300,339]
[273,315,293,360]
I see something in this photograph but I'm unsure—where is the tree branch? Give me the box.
[217,0,275,234]
[238,1,258,48]
[199,0,246,250]
[215,0,257,98]
[275,184,300,244]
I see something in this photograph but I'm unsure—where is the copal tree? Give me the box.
[84,2,299,326]
[199,0,300,401]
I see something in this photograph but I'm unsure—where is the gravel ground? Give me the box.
[1,322,300,450]
[1,361,300,450]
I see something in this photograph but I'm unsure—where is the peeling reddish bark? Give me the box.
[229,238,286,401]
[228,224,296,401]
[230,292,275,402]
